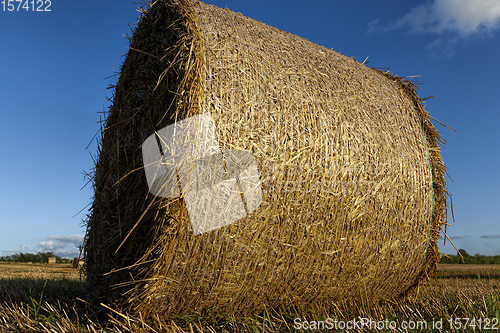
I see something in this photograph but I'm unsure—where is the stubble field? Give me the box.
[0,262,498,332]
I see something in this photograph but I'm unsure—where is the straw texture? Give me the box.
[84,0,448,320]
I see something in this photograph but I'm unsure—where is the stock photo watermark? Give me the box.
[293,317,499,331]
[142,113,262,235]
[1,0,51,11]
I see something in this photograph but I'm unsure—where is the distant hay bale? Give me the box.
[84,0,448,321]
[47,257,56,264]
[72,257,85,268]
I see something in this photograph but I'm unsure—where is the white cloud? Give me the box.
[385,0,500,35]
[47,235,84,244]
[367,0,500,57]
[36,234,84,258]
[38,240,56,251]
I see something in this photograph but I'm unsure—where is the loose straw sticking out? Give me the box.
[84,0,449,323]
[100,303,131,321]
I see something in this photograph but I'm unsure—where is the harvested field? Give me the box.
[0,262,499,332]
[438,264,500,272]
[437,264,500,280]
[0,262,79,280]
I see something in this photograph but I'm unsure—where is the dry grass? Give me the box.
[436,264,500,280]
[438,264,500,272]
[1,263,499,332]
[0,262,79,280]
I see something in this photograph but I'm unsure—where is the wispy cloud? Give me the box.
[368,0,500,57]
[449,236,463,239]
[441,234,500,256]
[381,0,500,35]
[2,235,84,259]
[47,235,84,243]
[424,36,459,58]
[2,244,31,255]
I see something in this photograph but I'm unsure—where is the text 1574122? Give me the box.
[2,0,51,11]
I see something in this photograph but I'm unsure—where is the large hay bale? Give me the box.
[84,0,448,320]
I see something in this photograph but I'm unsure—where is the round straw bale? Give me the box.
[84,0,448,320]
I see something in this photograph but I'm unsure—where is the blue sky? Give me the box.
[0,0,499,258]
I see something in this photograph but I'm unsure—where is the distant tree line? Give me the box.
[0,252,70,263]
[4,250,498,264]
[440,249,500,264]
